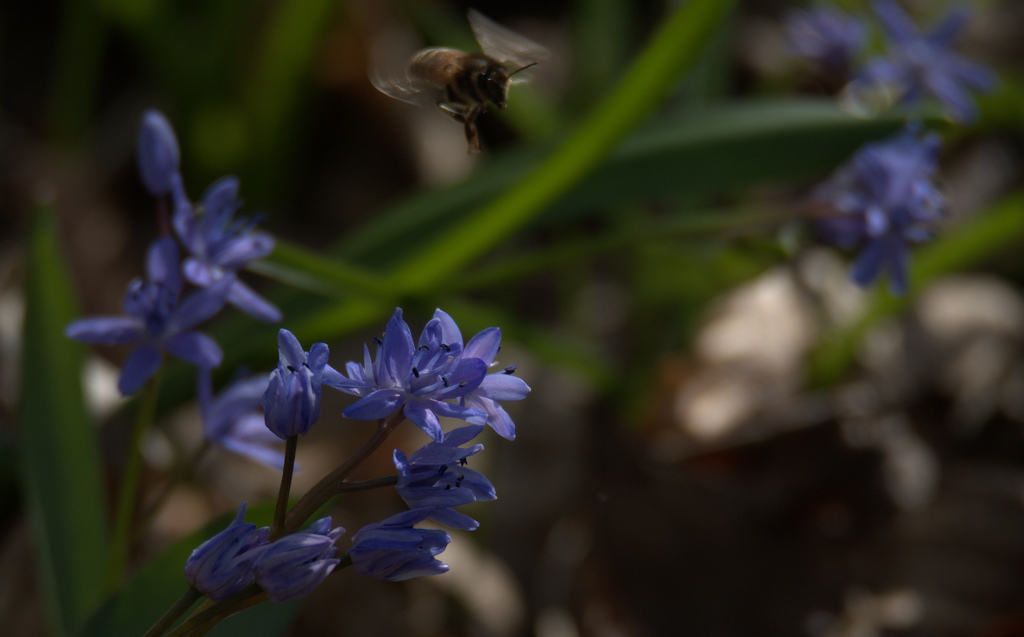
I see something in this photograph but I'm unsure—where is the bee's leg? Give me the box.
[437,102,481,153]
[436,102,469,122]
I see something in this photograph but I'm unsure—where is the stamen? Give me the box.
[372,336,383,346]
[440,343,451,352]
[503,365,517,374]
[412,367,420,378]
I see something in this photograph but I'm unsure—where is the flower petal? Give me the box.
[65,316,143,345]
[477,373,531,401]
[404,401,444,441]
[165,331,223,368]
[168,276,233,333]
[119,345,163,395]
[463,327,501,363]
[343,389,406,420]
[432,309,463,348]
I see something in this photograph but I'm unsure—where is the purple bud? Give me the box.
[185,503,269,600]
[262,329,330,438]
[137,109,181,197]
[349,508,451,581]
[252,517,345,603]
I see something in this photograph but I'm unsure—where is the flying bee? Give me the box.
[370,9,546,153]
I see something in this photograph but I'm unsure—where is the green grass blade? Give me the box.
[21,201,109,635]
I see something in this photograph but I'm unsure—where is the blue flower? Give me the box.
[137,109,181,197]
[252,516,345,603]
[262,329,330,439]
[65,237,231,394]
[431,309,531,440]
[197,368,286,469]
[813,126,944,295]
[394,424,496,531]
[348,508,451,581]
[171,176,281,323]
[185,502,269,600]
[326,308,488,442]
[851,1,997,122]
[784,6,866,72]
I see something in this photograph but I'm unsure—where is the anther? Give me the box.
[503,365,517,374]
[412,367,420,378]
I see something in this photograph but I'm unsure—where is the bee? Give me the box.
[370,9,546,153]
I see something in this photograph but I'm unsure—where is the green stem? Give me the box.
[271,436,299,537]
[106,369,162,592]
[277,412,406,538]
[164,583,267,637]
[142,587,202,637]
[134,440,212,543]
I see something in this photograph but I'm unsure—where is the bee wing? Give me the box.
[467,9,547,80]
[369,67,435,107]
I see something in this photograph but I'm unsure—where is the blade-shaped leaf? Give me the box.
[21,201,109,635]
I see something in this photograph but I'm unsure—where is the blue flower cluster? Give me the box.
[785,1,996,123]
[783,2,999,294]
[68,108,532,613]
[325,307,531,441]
[784,6,866,73]
[66,110,280,396]
[813,126,943,294]
[187,308,527,601]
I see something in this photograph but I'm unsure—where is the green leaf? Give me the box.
[387,0,738,292]
[21,201,109,635]
[77,502,298,637]
[336,99,906,271]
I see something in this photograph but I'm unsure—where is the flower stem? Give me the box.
[164,583,267,637]
[271,435,298,537]
[277,412,405,538]
[135,439,212,543]
[106,369,162,592]
[142,587,202,637]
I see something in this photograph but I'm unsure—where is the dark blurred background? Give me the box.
[3,0,1024,636]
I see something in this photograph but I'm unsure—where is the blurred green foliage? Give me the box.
[10,0,1024,634]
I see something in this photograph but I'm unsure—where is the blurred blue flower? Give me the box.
[394,424,496,530]
[326,308,488,442]
[171,176,281,323]
[65,237,231,394]
[252,516,344,603]
[263,329,330,439]
[185,502,269,600]
[784,6,866,72]
[852,1,996,122]
[137,109,181,197]
[432,309,531,440]
[197,368,286,469]
[813,126,944,294]
[348,508,451,581]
